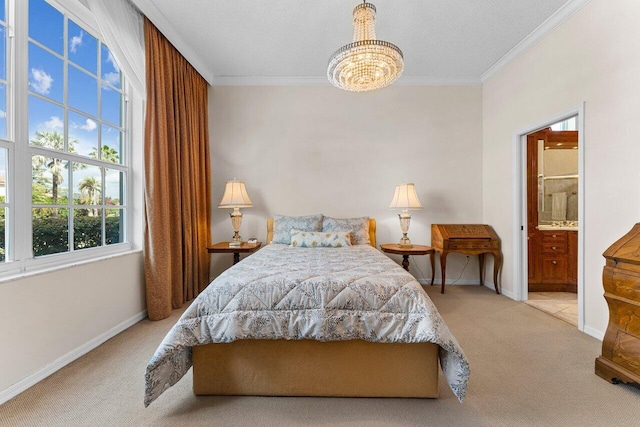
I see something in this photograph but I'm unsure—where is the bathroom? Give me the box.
[526,117,579,326]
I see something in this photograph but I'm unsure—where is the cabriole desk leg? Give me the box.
[493,252,503,294]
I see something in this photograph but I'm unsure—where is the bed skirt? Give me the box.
[193,339,439,398]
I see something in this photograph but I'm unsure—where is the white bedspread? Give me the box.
[144,244,470,406]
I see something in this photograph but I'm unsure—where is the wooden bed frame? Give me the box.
[192,218,440,398]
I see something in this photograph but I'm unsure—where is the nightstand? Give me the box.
[207,241,262,265]
[380,243,435,278]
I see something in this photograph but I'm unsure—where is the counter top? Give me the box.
[538,225,578,231]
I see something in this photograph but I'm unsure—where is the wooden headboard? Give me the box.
[267,218,377,248]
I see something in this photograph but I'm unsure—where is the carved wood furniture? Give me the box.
[430,224,503,294]
[595,223,640,385]
[193,218,442,399]
[380,243,435,274]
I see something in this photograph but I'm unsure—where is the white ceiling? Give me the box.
[133,0,577,85]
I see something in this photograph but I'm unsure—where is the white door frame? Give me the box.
[511,103,586,331]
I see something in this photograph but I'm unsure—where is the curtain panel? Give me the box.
[143,18,211,321]
[86,0,146,97]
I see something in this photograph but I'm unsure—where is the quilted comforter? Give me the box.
[144,244,470,406]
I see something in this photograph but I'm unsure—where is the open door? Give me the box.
[527,128,578,293]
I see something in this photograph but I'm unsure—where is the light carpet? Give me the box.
[0,285,638,427]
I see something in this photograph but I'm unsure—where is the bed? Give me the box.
[144,217,469,407]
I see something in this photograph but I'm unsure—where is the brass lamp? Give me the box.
[218,179,253,247]
[389,183,423,248]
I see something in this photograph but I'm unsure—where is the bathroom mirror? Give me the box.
[537,131,578,229]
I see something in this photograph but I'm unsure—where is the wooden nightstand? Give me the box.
[380,244,435,279]
[207,242,262,265]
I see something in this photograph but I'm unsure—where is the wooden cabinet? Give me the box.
[528,230,577,292]
[595,223,640,385]
[567,230,578,290]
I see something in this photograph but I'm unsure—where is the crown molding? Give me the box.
[129,0,215,85]
[211,75,481,87]
[481,0,593,83]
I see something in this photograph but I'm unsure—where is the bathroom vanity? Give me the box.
[528,227,578,292]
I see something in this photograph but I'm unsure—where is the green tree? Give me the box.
[90,144,119,163]
[31,131,81,217]
[78,176,101,216]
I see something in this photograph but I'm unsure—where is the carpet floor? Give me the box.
[0,285,638,427]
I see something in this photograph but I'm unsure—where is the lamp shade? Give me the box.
[218,180,253,208]
[389,183,423,209]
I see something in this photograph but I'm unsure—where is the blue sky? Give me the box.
[26,0,124,202]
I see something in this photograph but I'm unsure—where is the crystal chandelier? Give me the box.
[327,1,404,92]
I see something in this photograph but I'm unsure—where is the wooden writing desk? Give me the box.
[430,224,503,294]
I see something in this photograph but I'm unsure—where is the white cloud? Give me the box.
[106,50,120,73]
[44,116,64,130]
[79,118,97,131]
[0,110,6,119]
[103,72,120,87]
[30,68,53,95]
[70,31,84,53]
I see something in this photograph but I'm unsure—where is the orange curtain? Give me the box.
[143,18,211,321]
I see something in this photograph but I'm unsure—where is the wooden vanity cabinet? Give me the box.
[528,229,577,292]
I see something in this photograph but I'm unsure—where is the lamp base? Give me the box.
[398,234,413,249]
[229,209,243,247]
[398,212,413,247]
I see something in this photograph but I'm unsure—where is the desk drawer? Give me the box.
[448,240,493,250]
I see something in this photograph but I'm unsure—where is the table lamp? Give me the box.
[389,183,423,248]
[218,179,253,247]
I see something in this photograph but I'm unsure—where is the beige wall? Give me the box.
[0,96,147,401]
[483,0,640,336]
[0,252,145,393]
[209,86,484,282]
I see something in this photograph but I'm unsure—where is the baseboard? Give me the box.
[0,310,147,406]
[583,325,605,341]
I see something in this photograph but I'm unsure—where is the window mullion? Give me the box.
[14,0,33,265]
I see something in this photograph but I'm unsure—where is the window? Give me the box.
[0,0,130,274]
[0,0,9,262]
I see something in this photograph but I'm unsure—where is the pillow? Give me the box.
[290,230,352,248]
[272,214,323,244]
[322,216,370,246]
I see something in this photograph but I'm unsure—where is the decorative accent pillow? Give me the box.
[290,230,352,248]
[272,214,324,244]
[322,216,370,246]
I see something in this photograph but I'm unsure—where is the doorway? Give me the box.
[512,104,585,331]
[525,121,578,325]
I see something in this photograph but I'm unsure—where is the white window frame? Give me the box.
[0,0,134,277]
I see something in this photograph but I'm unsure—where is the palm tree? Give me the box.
[90,144,120,163]
[31,131,81,217]
[78,176,101,217]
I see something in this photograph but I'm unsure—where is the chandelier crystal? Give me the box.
[327,2,404,92]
